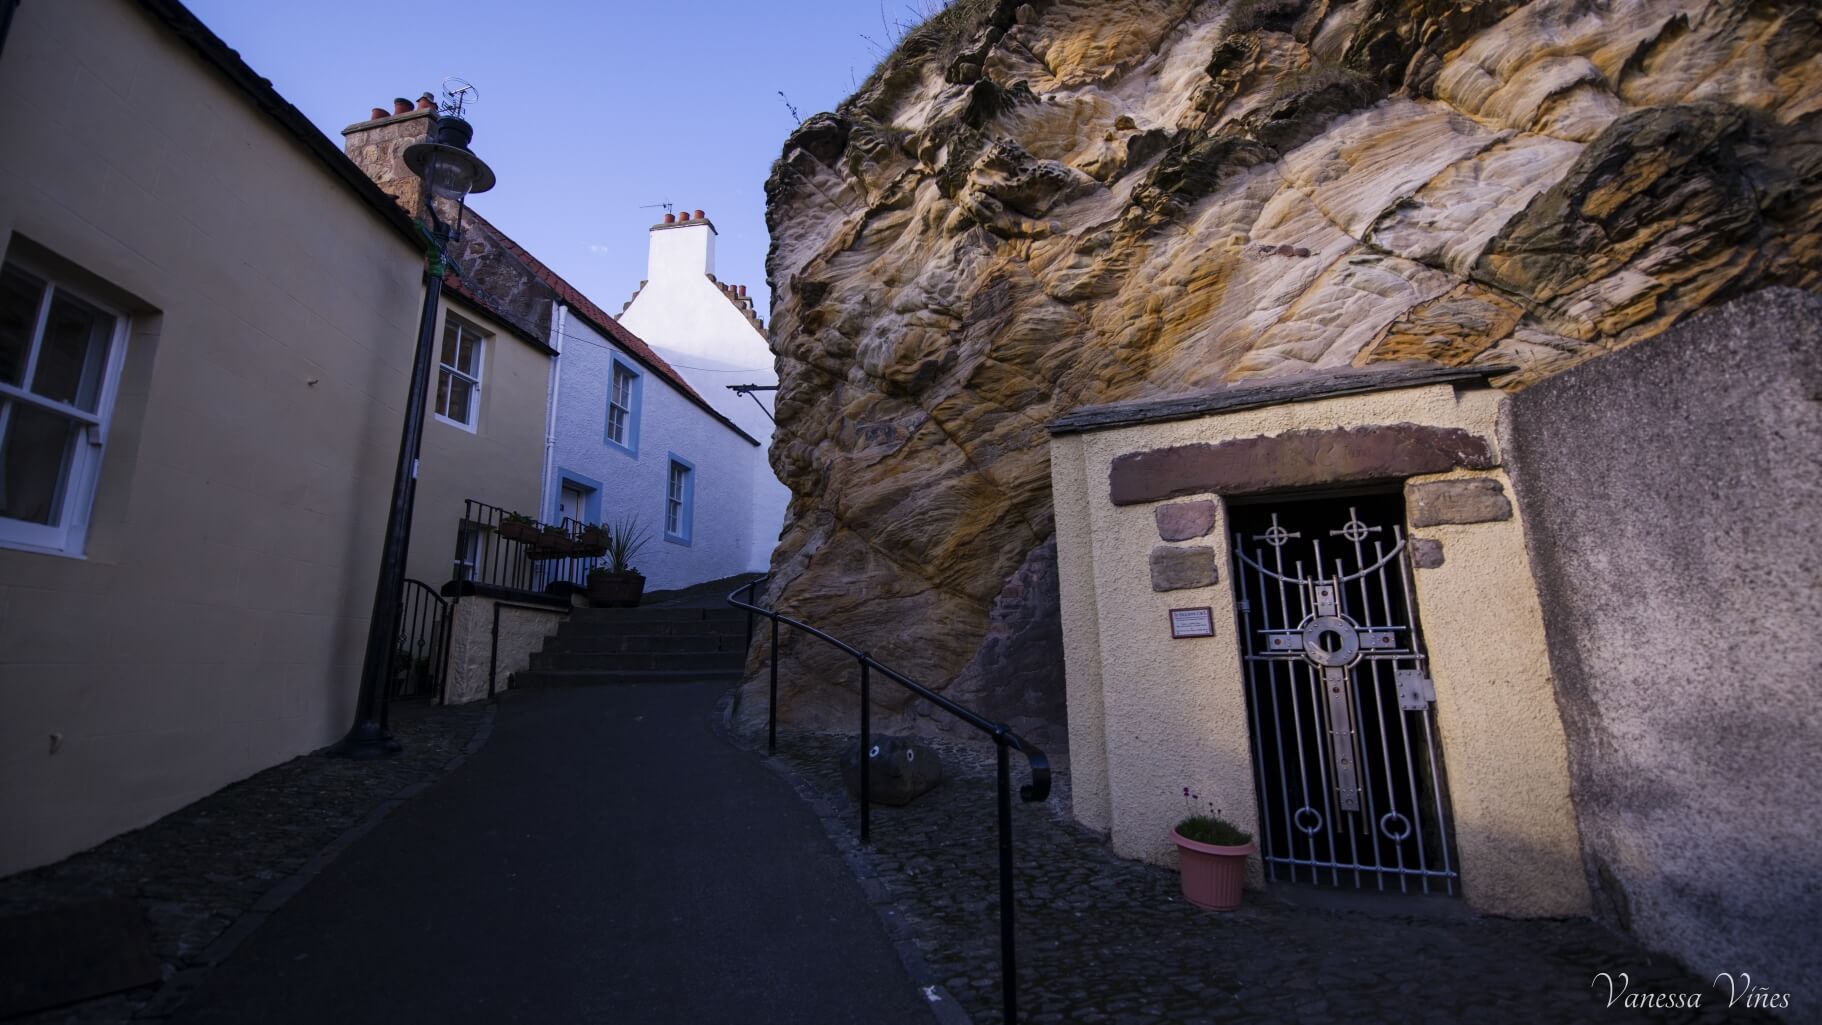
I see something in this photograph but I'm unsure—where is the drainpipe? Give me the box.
[540,301,567,522]
[0,1,22,65]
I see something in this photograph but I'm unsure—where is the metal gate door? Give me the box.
[1231,497,1459,894]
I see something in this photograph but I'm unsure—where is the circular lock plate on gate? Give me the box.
[1299,615,1361,667]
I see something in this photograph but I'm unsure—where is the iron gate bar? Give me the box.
[731,578,1051,1025]
[1232,502,1459,896]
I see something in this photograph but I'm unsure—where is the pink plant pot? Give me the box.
[1170,829,1257,911]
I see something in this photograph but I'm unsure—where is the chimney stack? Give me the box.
[646,203,716,280]
[344,92,442,219]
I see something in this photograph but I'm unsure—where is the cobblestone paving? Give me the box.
[0,699,491,1025]
[768,729,1776,1025]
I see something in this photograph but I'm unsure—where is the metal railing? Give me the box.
[454,499,607,593]
[391,579,453,702]
[728,577,1051,1025]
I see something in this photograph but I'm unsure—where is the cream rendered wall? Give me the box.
[617,220,786,571]
[0,0,429,875]
[403,300,550,589]
[441,597,565,705]
[1050,383,1590,917]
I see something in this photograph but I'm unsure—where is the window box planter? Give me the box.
[574,525,610,559]
[497,514,539,544]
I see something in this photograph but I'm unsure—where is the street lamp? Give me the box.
[335,110,495,758]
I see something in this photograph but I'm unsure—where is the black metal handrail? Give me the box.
[728,576,1051,1025]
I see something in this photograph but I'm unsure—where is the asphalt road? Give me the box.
[171,682,935,1025]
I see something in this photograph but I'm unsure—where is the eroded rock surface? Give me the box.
[749,0,1822,736]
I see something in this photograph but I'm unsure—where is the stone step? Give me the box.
[555,617,748,640]
[529,650,745,673]
[568,607,746,625]
[512,668,744,688]
[540,633,747,655]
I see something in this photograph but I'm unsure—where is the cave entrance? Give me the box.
[1229,492,1460,895]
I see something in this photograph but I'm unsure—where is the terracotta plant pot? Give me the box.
[587,570,645,608]
[1170,829,1256,911]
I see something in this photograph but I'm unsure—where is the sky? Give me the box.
[182,0,920,320]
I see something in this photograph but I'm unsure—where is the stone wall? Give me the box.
[443,596,568,705]
[1505,288,1822,1002]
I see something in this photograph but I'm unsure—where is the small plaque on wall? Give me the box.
[1169,606,1215,638]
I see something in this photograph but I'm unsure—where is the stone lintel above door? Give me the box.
[1108,423,1498,506]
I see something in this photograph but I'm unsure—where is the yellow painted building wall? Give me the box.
[0,0,547,875]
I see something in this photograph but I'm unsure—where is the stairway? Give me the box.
[515,607,749,687]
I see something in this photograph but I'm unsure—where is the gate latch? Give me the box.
[1396,670,1436,711]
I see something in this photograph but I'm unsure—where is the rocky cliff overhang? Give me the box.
[753,0,1821,737]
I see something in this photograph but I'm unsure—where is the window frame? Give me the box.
[0,256,131,558]
[664,453,695,546]
[603,353,642,457]
[434,312,486,433]
[452,520,484,582]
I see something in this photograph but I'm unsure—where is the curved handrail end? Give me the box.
[1018,746,1052,803]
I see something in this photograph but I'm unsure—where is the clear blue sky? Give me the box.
[183,0,908,320]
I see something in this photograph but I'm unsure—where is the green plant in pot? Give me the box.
[575,524,610,558]
[1170,788,1256,911]
[586,513,651,608]
[533,523,572,555]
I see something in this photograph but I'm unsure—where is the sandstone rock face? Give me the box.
[750,0,1821,738]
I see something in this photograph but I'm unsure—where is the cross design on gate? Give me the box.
[1253,513,1301,548]
[1328,506,1381,543]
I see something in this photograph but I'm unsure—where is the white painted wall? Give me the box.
[545,303,759,592]
[617,217,788,570]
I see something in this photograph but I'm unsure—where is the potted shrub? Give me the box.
[497,512,539,544]
[586,514,651,607]
[1170,789,1256,911]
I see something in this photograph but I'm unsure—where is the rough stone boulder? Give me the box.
[841,736,945,806]
[746,0,1822,742]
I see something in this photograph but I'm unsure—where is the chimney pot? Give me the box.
[370,107,388,121]
[392,97,413,115]
[738,284,747,297]
[663,213,676,224]
[693,209,706,221]
[679,211,690,222]
[416,94,435,111]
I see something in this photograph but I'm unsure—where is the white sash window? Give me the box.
[0,260,129,556]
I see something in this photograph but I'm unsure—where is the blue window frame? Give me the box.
[604,354,641,457]
[664,454,695,546]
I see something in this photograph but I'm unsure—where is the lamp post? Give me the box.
[335,111,496,758]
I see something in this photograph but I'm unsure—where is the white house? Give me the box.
[507,230,762,593]
[616,210,787,572]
